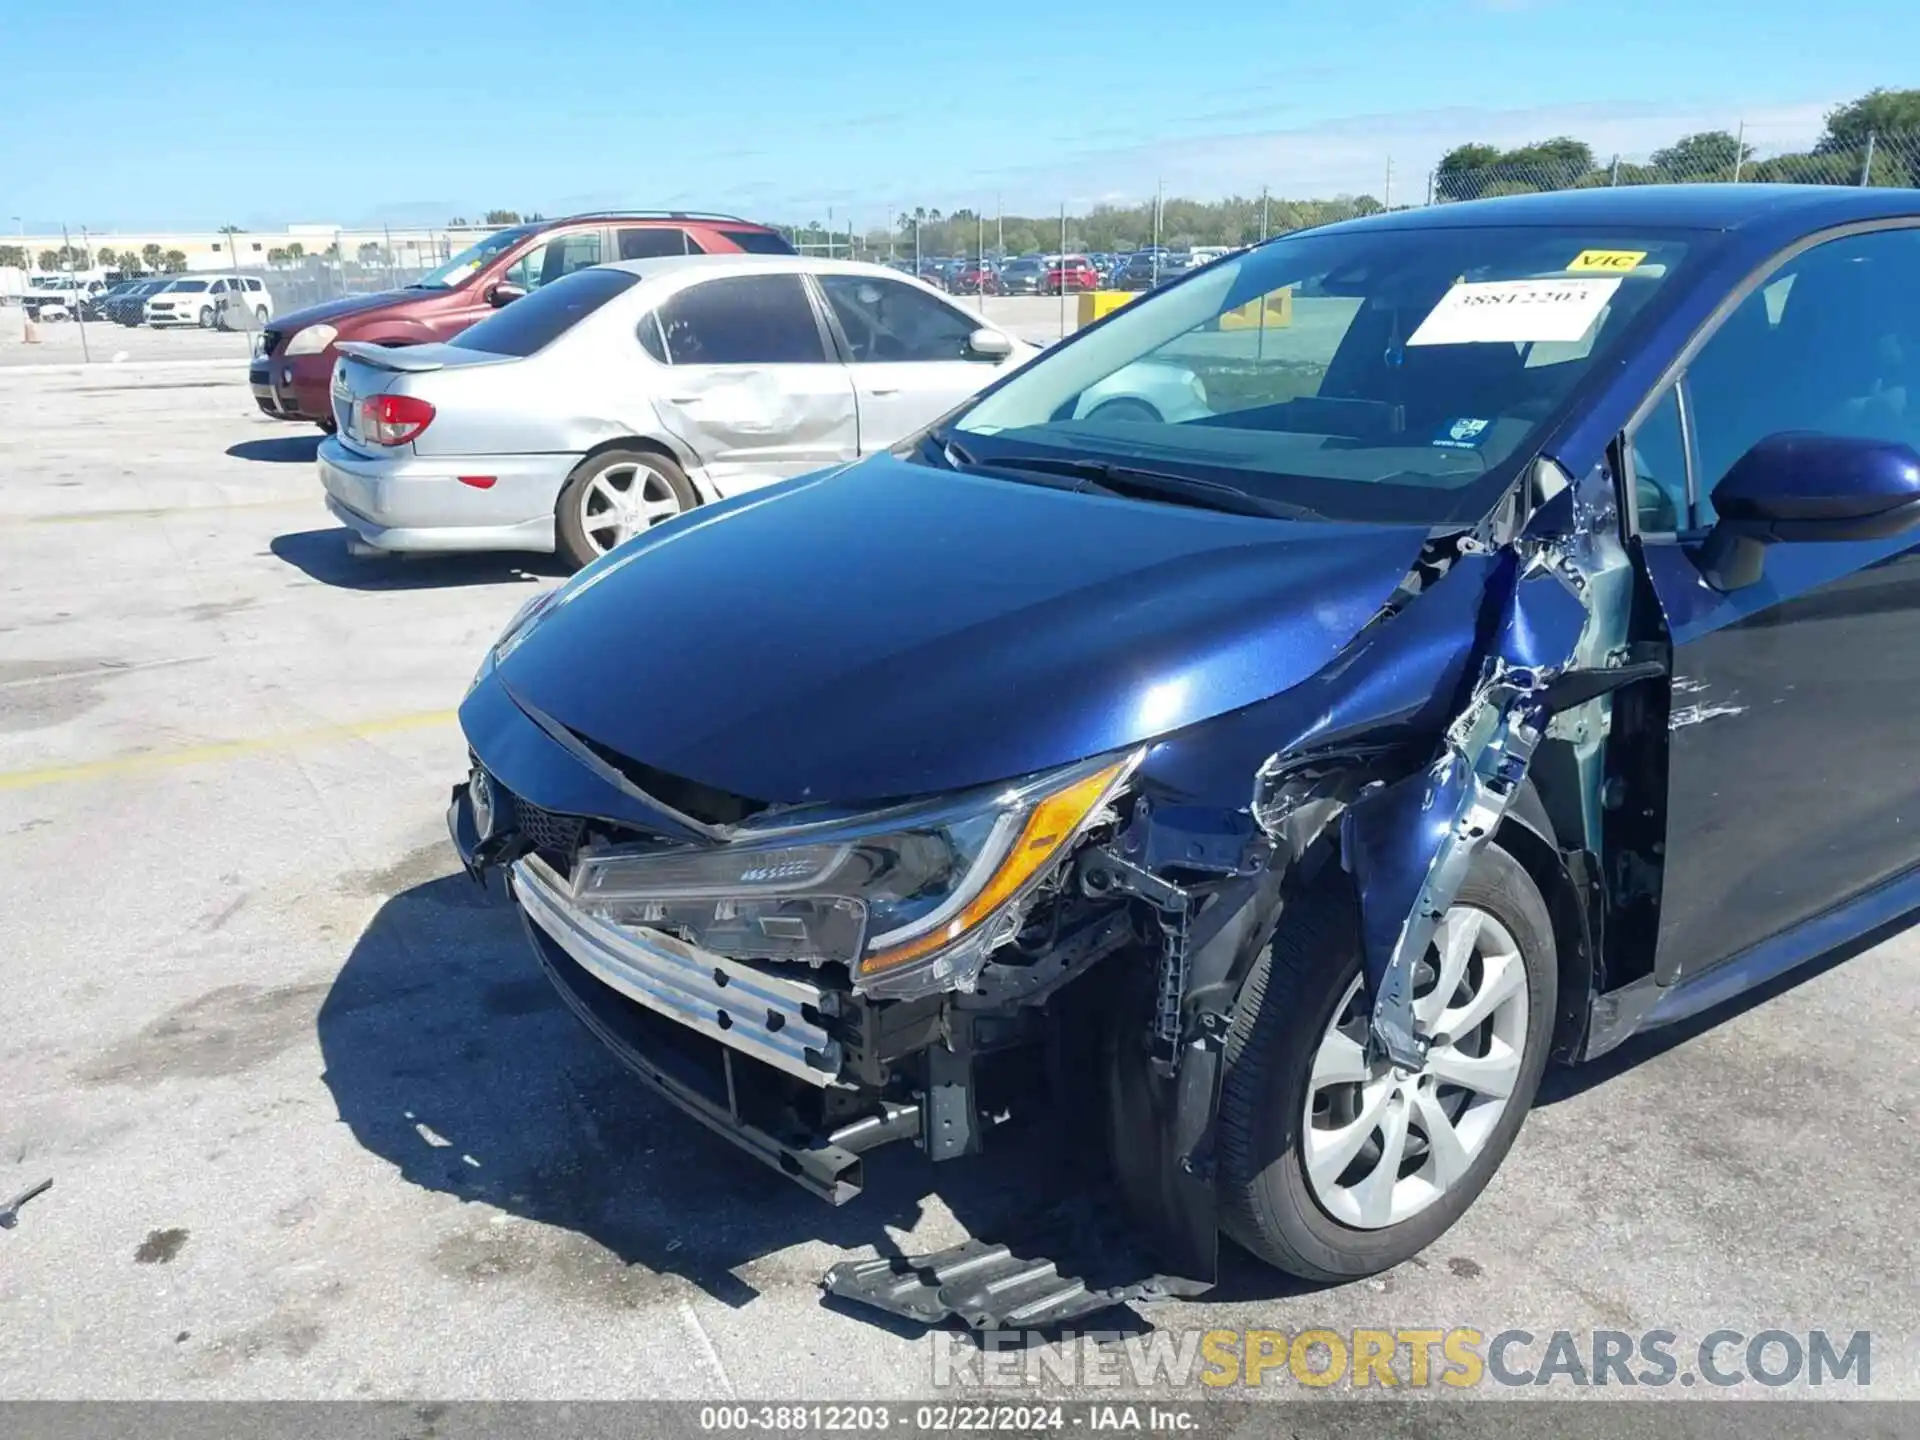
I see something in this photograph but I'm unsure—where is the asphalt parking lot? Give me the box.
[2,360,1918,1404]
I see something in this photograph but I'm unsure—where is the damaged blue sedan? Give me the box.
[450,184,1920,1325]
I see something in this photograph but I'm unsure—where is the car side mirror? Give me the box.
[487,282,526,307]
[966,327,1013,362]
[1699,431,1920,590]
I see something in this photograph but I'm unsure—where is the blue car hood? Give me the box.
[480,455,1429,807]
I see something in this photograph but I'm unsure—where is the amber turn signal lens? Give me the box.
[856,758,1130,977]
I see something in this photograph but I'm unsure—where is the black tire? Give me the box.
[255,306,270,324]
[198,306,214,328]
[1217,842,1556,1283]
[554,447,696,572]
[316,416,337,435]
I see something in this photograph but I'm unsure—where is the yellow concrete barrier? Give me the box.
[1219,288,1293,330]
[1078,290,1137,328]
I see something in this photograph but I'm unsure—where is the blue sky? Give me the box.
[3,0,1912,232]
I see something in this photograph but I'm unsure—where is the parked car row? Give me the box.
[898,246,1245,296]
[30,273,279,328]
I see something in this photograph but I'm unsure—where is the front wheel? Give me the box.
[1216,842,1556,1282]
[554,447,694,571]
[198,306,214,328]
[255,306,270,324]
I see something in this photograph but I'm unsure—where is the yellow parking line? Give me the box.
[0,709,458,792]
[2,497,317,528]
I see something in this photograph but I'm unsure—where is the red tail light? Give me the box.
[358,393,435,446]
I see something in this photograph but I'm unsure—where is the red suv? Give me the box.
[251,211,794,428]
[1044,255,1101,295]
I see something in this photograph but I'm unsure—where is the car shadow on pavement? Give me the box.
[319,868,1140,1321]
[228,435,323,464]
[272,528,564,591]
[1535,916,1905,1106]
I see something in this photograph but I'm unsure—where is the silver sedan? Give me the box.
[316,255,1039,570]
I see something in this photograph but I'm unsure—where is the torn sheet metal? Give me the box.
[1341,462,1640,1067]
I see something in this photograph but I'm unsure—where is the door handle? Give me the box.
[868,387,901,397]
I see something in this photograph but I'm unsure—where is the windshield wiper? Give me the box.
[979,454,1321,520]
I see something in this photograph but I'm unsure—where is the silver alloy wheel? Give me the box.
[1303,905,1529,1230]
[578,460,685,555]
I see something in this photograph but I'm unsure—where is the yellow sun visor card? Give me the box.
[1567,249,1647,273]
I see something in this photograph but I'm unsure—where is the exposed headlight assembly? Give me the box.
[283,323,337,356]
[568,751,1140,1000]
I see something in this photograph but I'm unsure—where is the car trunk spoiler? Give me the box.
[333,341,449,374]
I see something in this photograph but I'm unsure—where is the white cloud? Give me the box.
[958,98,1836,208]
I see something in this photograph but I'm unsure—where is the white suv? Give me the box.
[145,274,273,328]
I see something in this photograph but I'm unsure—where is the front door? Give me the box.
[645,272,858,492]
[814,273,1009,451]
[1632,224,1920,983]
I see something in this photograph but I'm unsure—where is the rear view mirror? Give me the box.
[966,327,1013,361]
[488,282,526,307]
[1699,431,1920,589]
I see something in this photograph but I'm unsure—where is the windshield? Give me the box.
[408,226,536,289]
[167,280,208,292]
[949,223,1702,526]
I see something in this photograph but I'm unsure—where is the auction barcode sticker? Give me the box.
[1408,276,1622,346]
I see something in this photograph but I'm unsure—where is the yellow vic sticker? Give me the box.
[1568,249,1647,273]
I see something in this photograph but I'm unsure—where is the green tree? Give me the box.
[286,242,305,260]
[448,216,470,227]
[1818,88,1920,152]
[219,223,244,234]
[141,243,164,270]
[1435,143,1503,200]
[37,249,59,270]
[1651,130,1752,180]
[483,209,520,224]
[162,249,187,273]
[95,246,118,268]
[0,244,25,268]
[267,248,289,265]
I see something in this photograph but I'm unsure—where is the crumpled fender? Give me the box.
[1338,467,1651,1067]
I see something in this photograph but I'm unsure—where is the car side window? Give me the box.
[1684,226,1920,526]
[617,227,703,259]
[818,275,980,362]
[1628,385,1688,534]
[209,280,227,294]
[654,275,829,365]
[505,232,604,291]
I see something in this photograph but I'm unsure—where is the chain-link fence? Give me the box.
[7,130,1919,364]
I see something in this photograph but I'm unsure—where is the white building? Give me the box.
[7,223,497,275]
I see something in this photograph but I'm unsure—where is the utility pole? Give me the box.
[1731,120,1746,182]
[996,193,1003,256]
[1058,202,1067,341]
[1152,178,1163,288]
[977,214,985,316]
[1384,156,1393,210]
[62,224,90,363]
[1860,132,1877,186]
[1260,185,1269,241]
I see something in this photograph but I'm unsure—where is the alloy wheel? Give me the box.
[578,460,685,555]
[1302,905,1529,1230]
